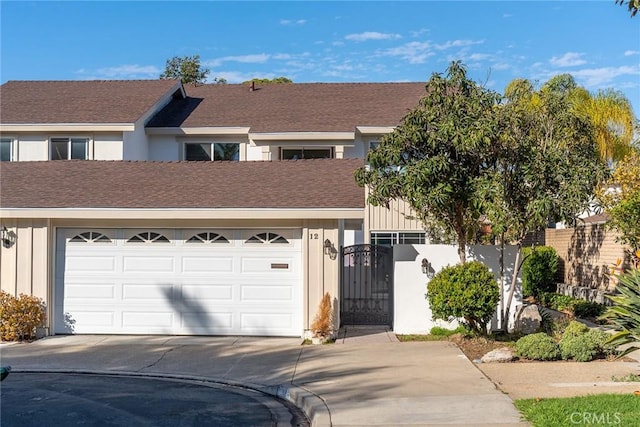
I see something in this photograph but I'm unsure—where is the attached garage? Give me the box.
[54,228,302,336]
[0,159,365,337]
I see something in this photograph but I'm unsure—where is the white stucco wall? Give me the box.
[93,134,123,160]
[393,244,522,334]
[148,135,180,161]
[17,135,48,161]
[123,119,149,160]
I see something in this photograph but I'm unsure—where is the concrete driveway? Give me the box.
[0,335,527,426]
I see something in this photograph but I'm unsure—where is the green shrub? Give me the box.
[515,333,560,360]
[538,292,576,312]
[522,246,559,297]
[586,329,618,358]
[560,334,598,361]
[426,261,500,336]
[0,291,46,341]
[562,320,589,338]
[573,300,606,319]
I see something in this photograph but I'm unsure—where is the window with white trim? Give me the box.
[69,231,113,243]
[0,137,13,162]
[245,232,289,244]
[370,231,426,246]
[368,141,380,152]
[186,232,230,244]
[280,147,333,160]
[51,137,88,160]
[184,142,239,161]
[126,232,170,243]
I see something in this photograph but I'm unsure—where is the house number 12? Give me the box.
[310,233,319,239]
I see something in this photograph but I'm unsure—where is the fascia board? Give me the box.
[249,132,355,141]
[0,208,365,220]
[146,127,251,135]
[0,124,135,132]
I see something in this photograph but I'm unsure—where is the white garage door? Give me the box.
[54,228,303,336]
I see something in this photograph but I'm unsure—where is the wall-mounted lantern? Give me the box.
[421,258,435,278]
[1,226,14,249]
[324,239,337,260]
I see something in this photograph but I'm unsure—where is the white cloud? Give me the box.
[549,52,587,67]
[410,28,430,38]
[280,19,306,25]
[624,50,640,56]
[570,65,640,87]
[380,41,435,64]
[205,54,270,67]
[345,32,401,42]
[435,39,484,50]
[76,64,161,79]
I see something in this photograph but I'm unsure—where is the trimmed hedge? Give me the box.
[426,261,500,336]
[515,333,560,360]
[0,291,46,341]
[522,246,559,297]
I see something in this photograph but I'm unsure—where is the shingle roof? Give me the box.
[0,80,182,124]
[0,159,365,209]
[147,83,426,132]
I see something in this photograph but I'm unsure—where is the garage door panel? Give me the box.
[123,256,175,272]
[241,257,296,273]
[65,283,116,299]
[66,256,116,272]
[57,228,302,336]
[241,285,293,301]
[182,257,234,273]
[71,311,116,329]
[122,283,174,300]
[122,311,173,328]
[181,284,233,301]
[181,312,233,330]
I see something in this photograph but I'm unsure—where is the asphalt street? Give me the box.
[0,372,308,427]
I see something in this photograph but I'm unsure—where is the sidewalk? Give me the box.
[0,334,527,427]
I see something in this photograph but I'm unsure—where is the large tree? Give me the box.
[160,55,210,85]
[355,61,501,263]
[242,77,293,84]
[482,77,608,329]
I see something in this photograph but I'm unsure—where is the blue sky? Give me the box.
[2,1,639,113]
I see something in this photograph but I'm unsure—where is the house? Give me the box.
[0,79,428,337]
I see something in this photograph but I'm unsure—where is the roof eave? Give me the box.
[0,208,365,220]
[0,123,135,132]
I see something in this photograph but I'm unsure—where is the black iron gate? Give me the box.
[340,244,393,326]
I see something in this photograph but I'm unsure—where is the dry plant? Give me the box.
[311,292,333,338]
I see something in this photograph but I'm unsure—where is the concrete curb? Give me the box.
[10,368,329,426]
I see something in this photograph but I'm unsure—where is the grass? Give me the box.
[397,326,467,342]
[515,394,640,427]
[612,373,640,382]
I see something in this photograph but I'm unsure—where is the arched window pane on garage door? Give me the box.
[69,231,112,243]
[245,232,289,244]
[126,232,170,243]
[185,232,230,244]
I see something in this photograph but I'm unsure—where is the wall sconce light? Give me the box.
[1,226,13,249]
[323,239,337,260]
[421,258,435,278]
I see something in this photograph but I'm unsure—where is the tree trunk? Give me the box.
[502,242,523,332]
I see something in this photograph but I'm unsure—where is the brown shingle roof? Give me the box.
[0,159,365,209]
[148,83,426,132]
[0,80,181,124]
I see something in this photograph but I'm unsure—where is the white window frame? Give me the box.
[0,137,15,162]
[50,137,90,160]
[183,141,240,161]
[370,231,426,246]
[280,147,334,160]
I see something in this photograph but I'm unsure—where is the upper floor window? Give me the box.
[185,142,239,161]
[0,138,13,161]
[51,137,88,160]
[368,141,380,152]
[370,231,426,246]
[281,147,333,160]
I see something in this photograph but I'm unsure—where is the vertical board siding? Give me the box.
[366,198,423,232]
[546,224,629,291]
[0,219,49,300]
